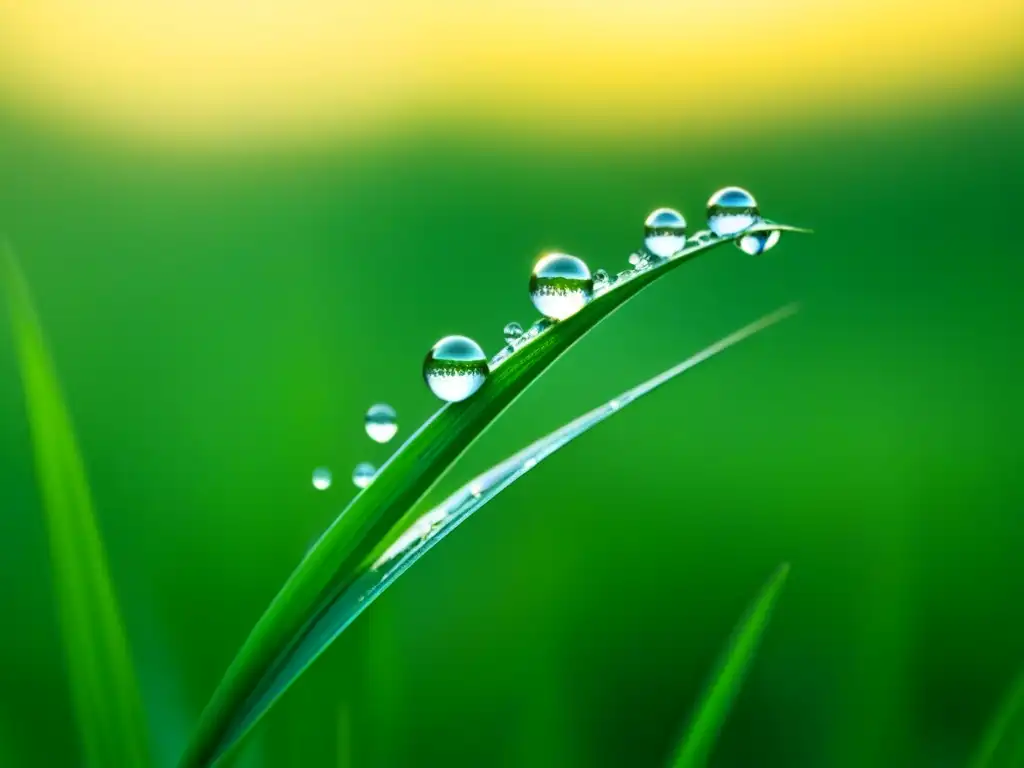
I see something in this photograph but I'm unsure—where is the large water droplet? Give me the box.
[707,186,759,236]
[503,322,524,344]
[644,207,687,258]
[737,229,781,255]
[352,462,376,489]
[364,403,398,444]
[423,335,489,402]
[312,467,332,491]
[529,252,593,320]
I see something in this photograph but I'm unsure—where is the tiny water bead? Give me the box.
[423,335,489,402]
[643,207,687,258]
[707,186,760,236]
[529,252,593,321]
[594,268,610,284]
[738,229,781,255]
[503,322,524,344]
[352,462,377,489]
[364,403,398,444]
[312,467,332,491]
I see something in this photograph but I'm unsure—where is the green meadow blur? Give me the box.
[1,58,1023,768]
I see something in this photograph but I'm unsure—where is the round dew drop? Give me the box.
[643,207,687,258]
[423,335,489,402]
[352,462,377,489]
[738,229,781,255]
[312,467,332,491]
[364,403,398,444]
[529,253,593,321]
[706,186,760,236]
[503,322,524,343]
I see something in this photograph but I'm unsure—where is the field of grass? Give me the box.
[0,70,1022,766]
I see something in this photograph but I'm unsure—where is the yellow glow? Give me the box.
[0,0,1021,146]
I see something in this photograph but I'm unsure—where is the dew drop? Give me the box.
[352,462,376,489]
[529,252,593,321]
[737,229,781,255]
[594,268,610,285]
[644,207,687,258]
[503,322,524,344]
[364,403,398,444]
[312,467,332,491]
[423,335,489,402]
[628,252,642,267]
[707,186,760,236]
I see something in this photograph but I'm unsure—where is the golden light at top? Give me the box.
[0,0,1020,147]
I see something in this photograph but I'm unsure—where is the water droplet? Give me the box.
[707,186,760,236]
[529,252,593,320]
[352,462,376,489]
[523,457,537,470]
[644,207,687,258]
[628,252,642,267]
[503,322,524,344]
[594,268,610,284]
[364,403,398,444]
[312,467,332,491]
[423,335,489,402]
[737,229,781,255]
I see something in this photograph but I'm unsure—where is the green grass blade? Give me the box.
[180,221,810,767]
[671,563,791,768]
[283,304,798,670]
[968,668,1024,768]
[1,243,151,767]
[239,305,798,731]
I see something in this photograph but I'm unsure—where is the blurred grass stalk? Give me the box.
[1,243,151,767]
[671,563,790,768]
[969,668,1024,768]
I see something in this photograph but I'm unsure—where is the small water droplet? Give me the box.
[352,462,376,489]
[609,399,621,410]
[312,467,332,491]
[523,457,537,470]
[503,322,524,344]
[529,252,593,320]
[423,335,489,402]
[707,186,760,236]
[470,482,483,498]
[737,229,781,255]
[628,252,642,267]
[364,403,398,444]
[644,207,687,258]
[594,268,610,284]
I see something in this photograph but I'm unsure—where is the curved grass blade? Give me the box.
[241,304,797,720]
[670,563,790,768]
[968,668,1024,768]
[181,221,810,767]
[1,243,151,768]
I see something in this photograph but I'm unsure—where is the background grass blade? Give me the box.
[180,222,809,767]
[1,244,151,767]
[671,563,791,768]
[968,668,1024,768]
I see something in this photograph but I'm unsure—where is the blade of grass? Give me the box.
[968,668,1024,768]
[1,243,151,767]
[278,303,798,675]
[670,563,791,768]
[181,222,810,766]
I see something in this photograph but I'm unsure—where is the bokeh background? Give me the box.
[1,1,1023,765]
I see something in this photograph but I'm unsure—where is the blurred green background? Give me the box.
[1,5,1023,765]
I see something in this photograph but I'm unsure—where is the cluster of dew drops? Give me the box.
[312,403,398,491]
[423,186,778,402]
[314,186,777,491]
